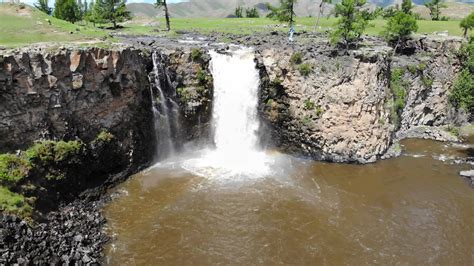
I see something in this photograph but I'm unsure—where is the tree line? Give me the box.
[34,0,172,30]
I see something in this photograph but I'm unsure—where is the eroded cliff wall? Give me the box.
[256,36,468,163]
[0,48,155,168]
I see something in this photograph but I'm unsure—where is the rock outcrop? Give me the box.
[0,47,156,169]
[256,36,468,163]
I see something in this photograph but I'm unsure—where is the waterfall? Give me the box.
[180,47,273,179]
[210,48,261,155]
[149,51,178,159]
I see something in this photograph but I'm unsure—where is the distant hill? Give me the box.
[127,0,474,19]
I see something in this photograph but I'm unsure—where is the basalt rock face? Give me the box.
[0,47,155,169]
[256,36,467,163]
[257,47,393,163]
[157,48,213,145]
[393,37,469,141]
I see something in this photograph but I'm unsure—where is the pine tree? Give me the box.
[94,0,131,29]
[34,0,52,15]
[54,0,80,23]
[155,0,170,31]
[266,0,297,26]
[331,0,369,49]
[234,6,243,18]
[460,12,474,38]
[424,0,446,21]
[401,0,412,14]
[245,7,259,18]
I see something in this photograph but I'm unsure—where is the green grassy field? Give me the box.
[122,17,466,36]
[0,3,468,48]
[0,4,109,47]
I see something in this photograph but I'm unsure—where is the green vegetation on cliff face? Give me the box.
[450,38,474,111]
[0,131,115,218]
[390,68,408,128]
[0,187,32,218]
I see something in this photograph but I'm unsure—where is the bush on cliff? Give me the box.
[451,38,474,112]
[0,154,30,187]
[0,186,32,218]
[390,68,408,128]
[0,131,118,219]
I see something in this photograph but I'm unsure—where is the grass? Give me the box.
[0,3,109,47]
[0,3,469,47]
[0,186,32,217]
[121,17,468,37]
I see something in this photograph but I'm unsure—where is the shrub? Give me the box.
[26,140,83,164]
[450,70,474,111]
[26,140,56,164]
[450,38,474,111]
[390,68,408,127]
[304,98,315,110]
[0,154,30,186]
[53,140,83,162]
[290,52,303,65]
[421,75,433,88]
[407,65,417,74]
[95,130,115,143]
[196,69,208,85]
[299,63,312,76]
[315,106,323,118]
[418,62,427,72]
[0,186,32,218]
[446,125,460,137]
[191,48,202,62]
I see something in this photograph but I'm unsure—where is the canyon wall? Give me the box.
[0,48,155,168]
[256,36,468,163]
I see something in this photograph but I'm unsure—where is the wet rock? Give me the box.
[459,170,474,178]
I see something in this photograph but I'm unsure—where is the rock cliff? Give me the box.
[256,36,468,163]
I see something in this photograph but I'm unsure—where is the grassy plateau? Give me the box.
[0,3,470,48]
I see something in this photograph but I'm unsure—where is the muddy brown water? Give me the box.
[104,139,473,265]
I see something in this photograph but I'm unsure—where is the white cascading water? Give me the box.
[150,51,175,158]
[180,47,273,179]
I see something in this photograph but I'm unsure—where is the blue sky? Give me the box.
[19,0,187,5]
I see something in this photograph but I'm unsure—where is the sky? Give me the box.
[16,0,187,6]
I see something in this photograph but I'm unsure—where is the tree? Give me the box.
[84,0,100,26]
[424,0,446,21]
[155,0,170,31]
[460,12,474,38]
[382,12,418,51]
[34,0,52,15]
[54,0,80,23]
[401,0,412,14]
[234,6,243,18]
[266,0,297,26]
[450,38,474,111]
[245,7,259,18]
[313,0,332,32]
[331,0,370,49]
[94,0,131,29]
